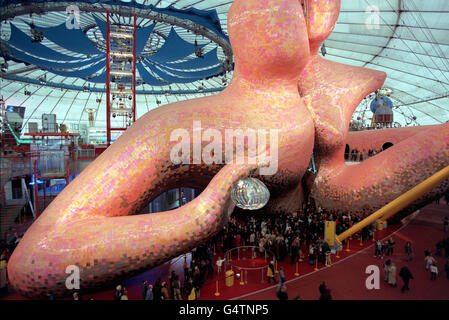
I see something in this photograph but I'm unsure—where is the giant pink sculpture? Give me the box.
[7,0,449,298]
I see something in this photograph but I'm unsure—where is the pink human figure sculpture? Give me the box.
[7,0,314,298]
[299,0,449,216]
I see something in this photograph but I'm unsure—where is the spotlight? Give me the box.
[1,62,8,73]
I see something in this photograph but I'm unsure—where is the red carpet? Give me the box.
[2,202,448,300]
[235,203,449,300]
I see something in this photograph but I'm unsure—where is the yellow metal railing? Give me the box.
[336,165,449,244]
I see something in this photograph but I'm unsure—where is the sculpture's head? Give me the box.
[303,0,341,54]
[228,0,310,80]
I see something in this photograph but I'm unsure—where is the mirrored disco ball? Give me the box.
[231,178,270,210]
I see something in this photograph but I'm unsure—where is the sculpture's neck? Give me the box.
[228,65,303,97]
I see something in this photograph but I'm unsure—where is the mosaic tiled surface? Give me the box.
[8,0,315,298]
[8,0,449,299]
[298,0,449,217]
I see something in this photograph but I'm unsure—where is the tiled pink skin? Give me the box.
[8,0,449,299]
[299,0,449,217]
[8,0,315,298]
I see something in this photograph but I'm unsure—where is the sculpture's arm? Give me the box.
[7,162,256,298]
[346,125,441,152]
[311,122,449,216]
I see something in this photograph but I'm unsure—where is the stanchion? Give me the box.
[346,240,350,252]
[360,235,363,247]
[240,269,244,286]
[336,249,340,259]
[214,280,220,296]
[261,268,264,283]
[237,248,240,261]
[275,261,279,274]
[245,270,248,285]
[314,258,319,271]
[372,231,376,242]
[295,262,299,276]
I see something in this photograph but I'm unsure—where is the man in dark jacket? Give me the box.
[399,265,414,293]
[141,280,148,300]
[276,282,288,300]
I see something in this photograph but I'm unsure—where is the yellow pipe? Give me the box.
[336,165,449,244]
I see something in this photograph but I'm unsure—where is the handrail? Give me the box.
[335,165,449,244]
[5,123,41,145]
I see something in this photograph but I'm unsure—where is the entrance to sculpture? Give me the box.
[382,142,394,151]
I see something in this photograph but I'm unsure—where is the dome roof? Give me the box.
[1,0,449,133]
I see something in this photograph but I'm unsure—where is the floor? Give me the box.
[2,201,448,300]
[235,203,449,300]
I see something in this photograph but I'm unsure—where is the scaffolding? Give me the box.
[25,132,79,217]
[106,9,137,146]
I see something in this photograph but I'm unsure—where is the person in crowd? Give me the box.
[145,284,154,300]
[319,282,332,300]
[193,266,202,299]
[386,237,396,256]
[141,280,148,300]
[444,238,449,258]
[276,282,288,300]
[430,263,438,280]
[405,242,413,261]
[216,256,225,274]
[184,278,193,299]
[278,266,286,284]
[374,240,382,258]
[325,250,332,267]
[380,240,387,259]
[399,265,414,293]
[384,259,391,282]
[206,259,214,281]
[172,275,182,300]
[153,278,162,301]
[267,261,276,284]
[425,253,437,270]
[114,285,122,300]
[120,288,129,300]
[169,270,176,299]
[388,262,397,287]
[161,282,170,300]
[183,260,189,282]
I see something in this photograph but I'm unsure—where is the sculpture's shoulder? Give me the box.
[299,56,386,99]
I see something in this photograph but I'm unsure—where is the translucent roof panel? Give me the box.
[1,0,449,136]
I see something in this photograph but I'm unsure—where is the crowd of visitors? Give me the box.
[1,195,448,300]
[346,148,383,162]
